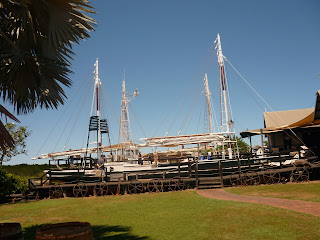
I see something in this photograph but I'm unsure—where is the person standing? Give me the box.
[97,155,106,182]
[107,152,113,162]
[138,152,143,165]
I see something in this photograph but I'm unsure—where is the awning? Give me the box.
[240,128,282,138]
[242,90,320,138]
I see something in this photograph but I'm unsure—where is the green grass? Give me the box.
[225,181,320,203]
[1,164,49,178]
[0,190,319,240]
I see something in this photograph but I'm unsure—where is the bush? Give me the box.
[0,168,28,202]
[2,164,49,178]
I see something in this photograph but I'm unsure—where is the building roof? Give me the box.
[241,90,320,138]
[264,108,314,128]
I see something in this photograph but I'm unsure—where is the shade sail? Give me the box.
[241,90,320,138]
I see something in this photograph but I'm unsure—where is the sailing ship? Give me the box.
[33,33,240,182]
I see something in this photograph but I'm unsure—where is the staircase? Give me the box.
[198,177,222,189]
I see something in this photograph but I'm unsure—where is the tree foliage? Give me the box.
[0,123,30,165]
[216,135,250,153]
[0,168,28,201]
[235,136,250,153]
[0,0,96,148]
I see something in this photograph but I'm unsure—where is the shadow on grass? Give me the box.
[23,224,150,240]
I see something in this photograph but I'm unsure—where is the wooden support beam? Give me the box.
[196,144,199,190]
[219,160,224,188]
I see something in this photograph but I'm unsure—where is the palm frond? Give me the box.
[0,0,96,114]
[0,104,20,148]
[0,105,20,122]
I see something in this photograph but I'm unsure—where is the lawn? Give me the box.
[225,181,320,203]
[0,190,319,240]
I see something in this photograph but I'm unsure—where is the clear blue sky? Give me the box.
[3,0,320,165]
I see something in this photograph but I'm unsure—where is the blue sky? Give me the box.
[3,0,320,165]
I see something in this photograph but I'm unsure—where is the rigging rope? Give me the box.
[82,83,94,149]
[167,44,217,135]
[129,104,147,140]
[35,66,95,156]
[181,81,203,134]
[152,43,216,138]
[196,95,205,134]
[53,72,95,153]
[180,48,218,135]
[100,90,116,145]
[225,57,309,148]
[101,84,120,125]
[63,78,92,149]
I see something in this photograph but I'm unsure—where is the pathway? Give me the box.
[197,189,320,217]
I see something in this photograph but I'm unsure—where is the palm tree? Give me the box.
[0,0,96,148]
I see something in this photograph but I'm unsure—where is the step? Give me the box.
[198,185,221,189]
[199,180,221,185]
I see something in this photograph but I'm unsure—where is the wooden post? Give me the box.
[237,157,241,180]
[188,158,191,178]
[196,144,199,190]
[248,157,251,170]
[237,157,241,172]
[178,159,181,177]
[218,160,224,188]
[155,147,158,166]
[249,135,252,155]
[260,129,264,157]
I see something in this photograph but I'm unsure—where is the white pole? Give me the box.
[203,73,214,134]
[94,58,101,159]
[216,34,233,159]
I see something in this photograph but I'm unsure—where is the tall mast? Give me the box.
[203,73,214,133]
[216,33,234,159]
[119,72,139,161]
[94,58,102,158]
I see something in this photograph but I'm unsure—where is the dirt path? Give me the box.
[197,189,320,217]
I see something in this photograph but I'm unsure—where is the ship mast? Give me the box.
[119,72,139,161]
[94,58,102,159]
[216,34,234,159]
[203,73,214,134]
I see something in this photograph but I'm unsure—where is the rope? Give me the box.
[100,86,118,146]
[196,95,205,134]
[35,66,95,157]
[182,81,204,134]
[101,84,120,125]
[64,79,92,149]
[152,43,216,137]
[225,57,309,148]
[183,49,218,134]
[168,45,217,135]
[82,81,94,149]
[129,104,147,139]
[99,91,115,148]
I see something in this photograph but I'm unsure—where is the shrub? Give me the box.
[0,168,28,202]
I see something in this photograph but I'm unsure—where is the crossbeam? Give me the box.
[140,132,233,147]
